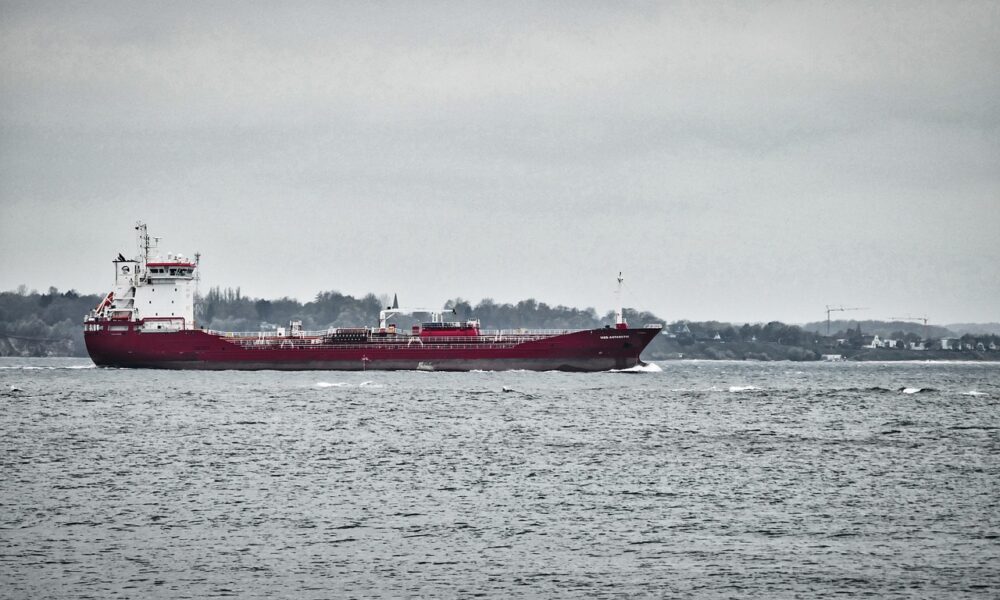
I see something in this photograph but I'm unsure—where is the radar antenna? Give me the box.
[133,221,160,265]
[135,221,148,263]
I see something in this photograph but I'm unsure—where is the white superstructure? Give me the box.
[88,222,198,332]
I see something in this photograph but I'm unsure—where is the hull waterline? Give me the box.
[85,326,658,372]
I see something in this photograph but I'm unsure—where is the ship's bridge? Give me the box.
[130,253,198,329]
[146,255,196,279]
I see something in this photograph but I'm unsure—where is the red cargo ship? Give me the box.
[84,224,661,371]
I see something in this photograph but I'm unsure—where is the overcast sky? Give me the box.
[1,1,997,324]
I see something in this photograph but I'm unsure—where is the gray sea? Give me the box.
[1,358,997,598]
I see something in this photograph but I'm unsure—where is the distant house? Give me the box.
[990,342,998,351]
[909,341,926,351]
[976,342,986,351]
[668,322,691,336]
[664,322,691,338]
[713,332,722,341]
[940,338,956,350]
[861,335,882,349]
[882,339,898,349]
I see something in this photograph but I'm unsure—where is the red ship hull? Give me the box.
[85,324,659,372]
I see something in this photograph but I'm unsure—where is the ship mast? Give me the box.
[615,272,627,329]
[134,221,161,267]
[135,221,149,263]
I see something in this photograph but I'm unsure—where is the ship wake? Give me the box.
[611,362,663,373]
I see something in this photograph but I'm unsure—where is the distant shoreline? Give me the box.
[2,286,998,361]
[646,340,1000,362]
[656,356,1000,363]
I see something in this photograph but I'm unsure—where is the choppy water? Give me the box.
[1,358,998,598]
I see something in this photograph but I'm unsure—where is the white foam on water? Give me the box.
[445,369,528,373]
[359,381,384,388]
[611,362,663,373]
[901,387,922,394]
[728,385,760,393]
[0,364,96,370]
[315,381,350,388]
[962,390,988,397]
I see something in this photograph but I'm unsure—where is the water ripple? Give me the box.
[1,359,998,598]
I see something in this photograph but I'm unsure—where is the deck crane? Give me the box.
[378,295,458,330]
[888,315,930,341]
[825,305,867,336]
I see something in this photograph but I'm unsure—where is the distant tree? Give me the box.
[740,323,761,341]
[255,299,273,322]
[444,298,474,318]
[38,287,58,308]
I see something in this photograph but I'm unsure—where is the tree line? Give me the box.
[1,285,997,359]
[0,287,103,356]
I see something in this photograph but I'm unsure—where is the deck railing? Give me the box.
[210,328,596,351]
[203,327,586,341]
[227,340,528,351]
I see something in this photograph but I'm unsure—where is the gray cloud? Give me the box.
[2,1,998,324]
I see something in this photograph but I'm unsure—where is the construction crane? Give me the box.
[888,315,929,341]
[826,305,867,336]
